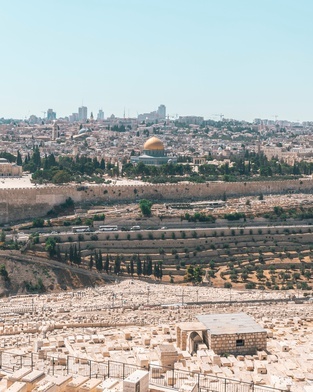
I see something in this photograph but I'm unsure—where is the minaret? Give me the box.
[52,121,58,141]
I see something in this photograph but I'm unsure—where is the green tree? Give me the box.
[96,251,103,271]
[146,256,152,276]
[69,244,74,263]
[130,259,134,276]
[137,255,142,276]
[56,245,61,261]
[89,255,94,270]
[104,254,109,273]
[114,255,121,274]
[33,218,45,228]
[139,199,153,217]
[45,237,56,257]
[52,170,71,184]
[0,264,9,281]
[16,150,22,166]
[0,231,6,243]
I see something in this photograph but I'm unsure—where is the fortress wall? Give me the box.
[0,178,312,224]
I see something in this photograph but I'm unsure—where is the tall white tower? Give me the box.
[52,121,58,140]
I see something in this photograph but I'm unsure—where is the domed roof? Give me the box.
[143,136,164,151]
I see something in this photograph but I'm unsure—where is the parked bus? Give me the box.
[98,225,118,231]
[72,226,91,233]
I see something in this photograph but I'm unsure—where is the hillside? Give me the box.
[0,250,113,296]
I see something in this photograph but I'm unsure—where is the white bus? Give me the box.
[98,225,118,231]
[72,226,91,233]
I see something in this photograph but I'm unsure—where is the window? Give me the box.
[236,339,245,347]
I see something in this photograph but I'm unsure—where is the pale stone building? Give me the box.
[0,158,22,177]
[177,313,267,356]
[197,313,267,355]
[192,156,206,165]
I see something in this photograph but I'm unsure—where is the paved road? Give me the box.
[36,223,313,237]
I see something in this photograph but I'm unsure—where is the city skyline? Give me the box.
[1,0,313,122]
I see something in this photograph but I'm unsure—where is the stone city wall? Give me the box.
[0,178,312,224]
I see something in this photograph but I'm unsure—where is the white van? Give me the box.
[130,226,141,231]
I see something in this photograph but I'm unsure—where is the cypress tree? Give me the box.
[89,255,93,270]
[104,254,109,273]
[77,242,82,265]
[147,256,153,276]
[114,255,121,274]
[158,262,163,280]
[130,259,134,276]
[16,150,22,166]
[137,254,142,276]
[96,251,103,271]
[56,245,61,261]
[73,244,78,264]
[69,244,74,263]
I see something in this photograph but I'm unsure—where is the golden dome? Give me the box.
[143,136,164,151]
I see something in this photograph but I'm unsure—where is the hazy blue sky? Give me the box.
[1,0,312,121]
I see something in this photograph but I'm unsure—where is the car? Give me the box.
[130,226,141,231]
[160,226,168,230]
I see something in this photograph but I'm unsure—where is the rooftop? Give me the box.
[196,312,266,335]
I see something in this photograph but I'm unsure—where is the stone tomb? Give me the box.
[196,313,267,356]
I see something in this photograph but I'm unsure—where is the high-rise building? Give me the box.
[78,106,88,121]
[157,104,166,120]
[97,109,104,120]
[69,113,79,122]
[47,109,56,121]
[138,104,167,123]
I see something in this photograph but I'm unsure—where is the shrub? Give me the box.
[93,214,105,221]
[224,212,246,221]
[32,218,44,228]
[0,264,9,281]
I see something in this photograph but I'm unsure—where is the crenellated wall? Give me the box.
[0,178,312,224]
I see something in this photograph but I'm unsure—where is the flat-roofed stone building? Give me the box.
[196,313,267,355]
[0,158,22,177]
